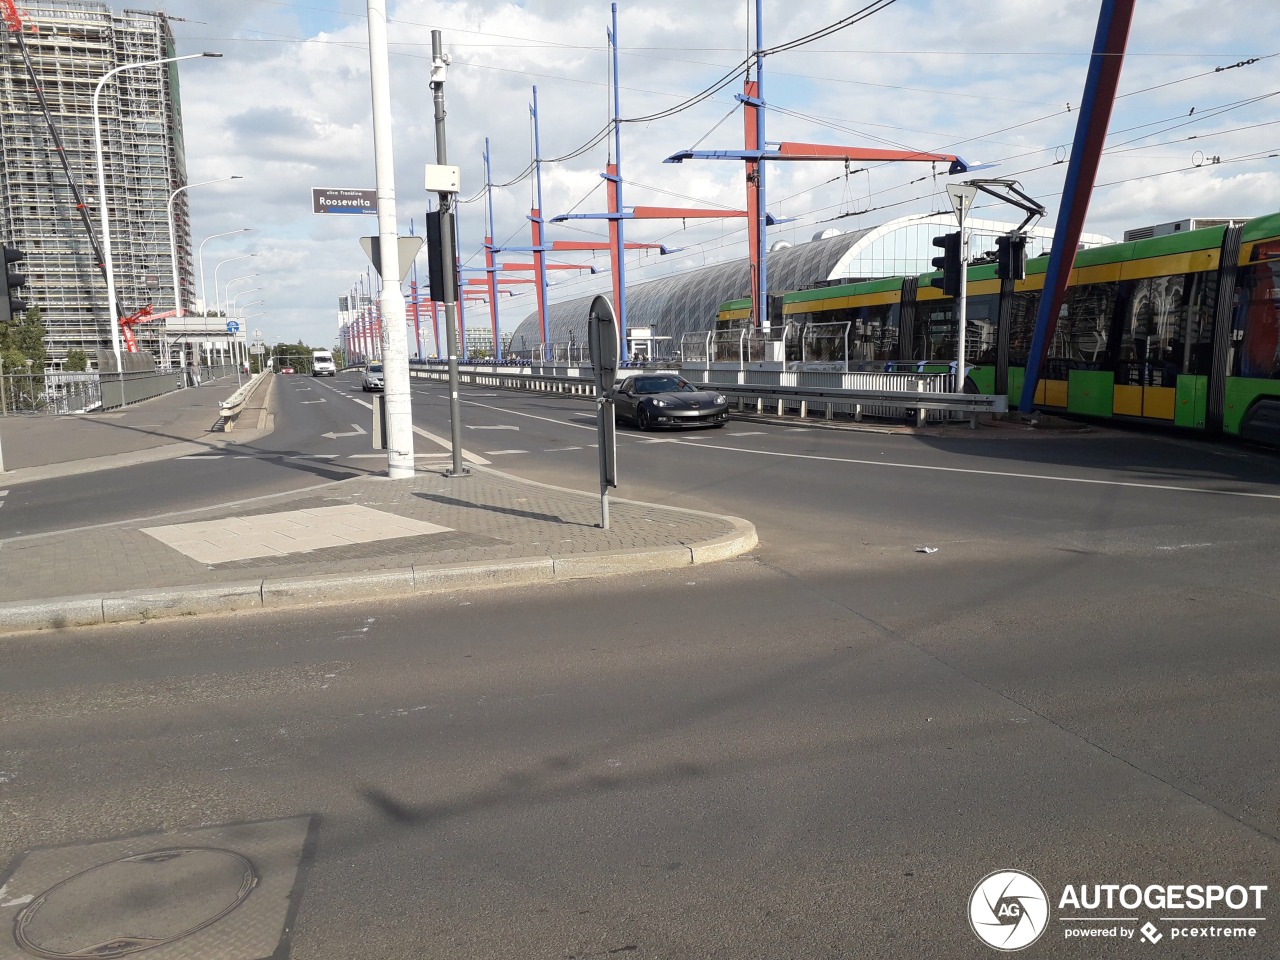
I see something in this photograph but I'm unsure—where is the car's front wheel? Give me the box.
[636,405,652,431]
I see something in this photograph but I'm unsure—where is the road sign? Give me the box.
[588,295,620,394]
[311,187,377,215]
[947,183,977,226]
[226,320,240,334]
[249,344,264,355]
[587,295,619,529]
[359,236,425,283]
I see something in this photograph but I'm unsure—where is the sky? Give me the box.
[148,0,1280,351]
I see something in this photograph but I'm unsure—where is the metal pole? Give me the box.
[92,53,217,369]
[432,30,467,478]
[198,227,250,315]
[484,138,501,362]
[530,89,550,360]
[610,4,628,361]
[168,177,240,319]
[754,0,768,338]
[214,254,255,319]
[957,226,968,393]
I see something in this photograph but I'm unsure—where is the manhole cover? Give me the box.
[14,848,257,959]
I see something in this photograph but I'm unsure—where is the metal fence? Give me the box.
[0,363,238,417]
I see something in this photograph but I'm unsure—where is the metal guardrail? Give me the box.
[704,380,1007,428]
[216,372,270,431]
[407,364,1007,428]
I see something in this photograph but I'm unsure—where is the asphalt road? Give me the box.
[0,373,424,538]
[1,375,1278,958]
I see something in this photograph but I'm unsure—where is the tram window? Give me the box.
[967,293,999,364]
[1119,276,1187,386]
[1184,271,1217,376]
[1233,261,1280,379]
[917,302,954,360]
[854,303,898,361]
[1007,291,1041,366]
[1052,282,1119,369]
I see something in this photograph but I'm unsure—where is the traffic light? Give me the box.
[995,233,1027,281]
[929,231,962,296]
[2,244,27,326]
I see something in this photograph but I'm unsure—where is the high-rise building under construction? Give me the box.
[0,1,190,369]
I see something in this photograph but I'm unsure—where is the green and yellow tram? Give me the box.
[719,212,1280,442]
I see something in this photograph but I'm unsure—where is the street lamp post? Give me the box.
[229,300,262,385]
[168,176,242,318]
[223,274,259,309]
[93,51,221,365]
[229,289,261,316]
[223,276,259,372]
[198,228,251,315]
[213,254,256,319]
[241,311,265,373]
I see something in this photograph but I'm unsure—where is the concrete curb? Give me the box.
[0,520,757,636]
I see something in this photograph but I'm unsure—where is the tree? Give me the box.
[0,305,46,368]
[65,349,88,372]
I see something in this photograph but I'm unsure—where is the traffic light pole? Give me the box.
[431,31,468,479]
[944,184,976,394]
[956,228,968,394]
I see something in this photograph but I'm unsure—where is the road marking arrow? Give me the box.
[322,423,368,440]
[300,399,327,404]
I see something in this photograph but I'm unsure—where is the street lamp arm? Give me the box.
[168,176,243,317]
[93,50,223,362]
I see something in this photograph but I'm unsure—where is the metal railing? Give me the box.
[0,363,240,417]
[407,363,1006,427]
[0,371,103,415]
[216,371,270,431]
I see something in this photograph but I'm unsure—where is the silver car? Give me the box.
[361,362,384,392]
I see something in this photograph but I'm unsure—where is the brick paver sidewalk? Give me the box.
[0,466,756,632]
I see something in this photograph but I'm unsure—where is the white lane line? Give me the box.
[178,455,226,460]
[459,398,1280,502]
[291,454,341,459]
[322,383,490,464]
[544,446,583,452]
[413,425,490,465]
[346,453,451,460]
[468,424,519,430]
[485,449,528,455]
[0,490,7,509]
[677,439,1280,501]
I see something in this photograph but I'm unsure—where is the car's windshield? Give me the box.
[368,364,383,373]
[635,376,693,394]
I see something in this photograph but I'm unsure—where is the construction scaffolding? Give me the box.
[0,1,191,369]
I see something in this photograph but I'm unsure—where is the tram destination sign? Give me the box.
[312,188,377,215]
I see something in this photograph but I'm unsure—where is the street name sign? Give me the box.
[312,188,377,215]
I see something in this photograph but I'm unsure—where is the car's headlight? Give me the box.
[651,398,669,407]
[712,394,726,404]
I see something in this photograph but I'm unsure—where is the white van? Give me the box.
[311,350,337,376]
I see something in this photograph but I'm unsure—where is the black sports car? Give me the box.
[609,375,729,430]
